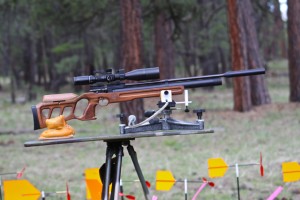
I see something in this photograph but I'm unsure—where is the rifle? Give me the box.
[32,67,265,130]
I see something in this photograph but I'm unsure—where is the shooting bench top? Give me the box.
[24,129,214,147]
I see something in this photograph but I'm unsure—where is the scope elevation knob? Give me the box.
[193,109,205,120]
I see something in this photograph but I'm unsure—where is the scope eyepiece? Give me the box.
[74,67,160,85]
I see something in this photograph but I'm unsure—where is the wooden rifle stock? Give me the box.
[32,86,184,130]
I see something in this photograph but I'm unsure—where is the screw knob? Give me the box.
[144,110,156,117]
[116,113,125,124]
[193,109,205,119]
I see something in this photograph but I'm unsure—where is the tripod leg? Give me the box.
[0,177,2,200]
[127,144,151,200]
[102,144,114,200]
[120,180,124,200]
[111,144,123,200]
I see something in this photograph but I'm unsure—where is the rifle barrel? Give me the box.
[223,68,265,78]
[120,68,265,89]
[166,67,265,81]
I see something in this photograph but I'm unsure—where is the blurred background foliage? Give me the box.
[0,0,287,100]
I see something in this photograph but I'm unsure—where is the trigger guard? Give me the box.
[99,98,109,106]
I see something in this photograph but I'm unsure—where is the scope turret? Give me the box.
[74,67,160,85]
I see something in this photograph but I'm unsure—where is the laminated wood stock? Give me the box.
[32,86,184,130]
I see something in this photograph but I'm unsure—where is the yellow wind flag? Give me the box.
[85,168,103,200]
[3,180,40,200]
[282,162,300,182]
[207,158,229,178]
[155,170,176,191]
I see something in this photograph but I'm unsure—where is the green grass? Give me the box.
[0,60,300,199]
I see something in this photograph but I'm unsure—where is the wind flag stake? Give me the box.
[0,173,17,176]
[184,178,187,200]
[41,191,45,200]
[282,161,300,182]
[0,177,3,200]
[0,165,27,178]
[120,179,124,200]
[235,164,240,200]
[120,180,151,188]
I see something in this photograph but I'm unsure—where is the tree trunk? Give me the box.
[154,5,175,79]
[242,0,271,106]
[227,0,271,111]
[288,0,300,101]
[119,0,144,123]
[274,0,287,59]
[227,0,252,111]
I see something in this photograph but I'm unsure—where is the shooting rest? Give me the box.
[24,129,213,200]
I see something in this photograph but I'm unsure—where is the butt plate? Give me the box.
[31,106,41,130]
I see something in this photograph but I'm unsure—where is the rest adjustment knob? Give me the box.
[193,109,205,120]
[144,110,156,117]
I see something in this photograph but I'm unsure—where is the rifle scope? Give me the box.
[74,67,160,85]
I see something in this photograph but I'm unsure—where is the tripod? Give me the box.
[24,128,213,200]
[101,139,151,200]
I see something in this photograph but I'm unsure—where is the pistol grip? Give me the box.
[81,101,98,120]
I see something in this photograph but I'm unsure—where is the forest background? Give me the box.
[0,0,300,199]
[0,0,292,103]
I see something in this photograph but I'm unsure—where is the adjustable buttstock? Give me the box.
[32,105,41,130]
[32,93,80,130]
